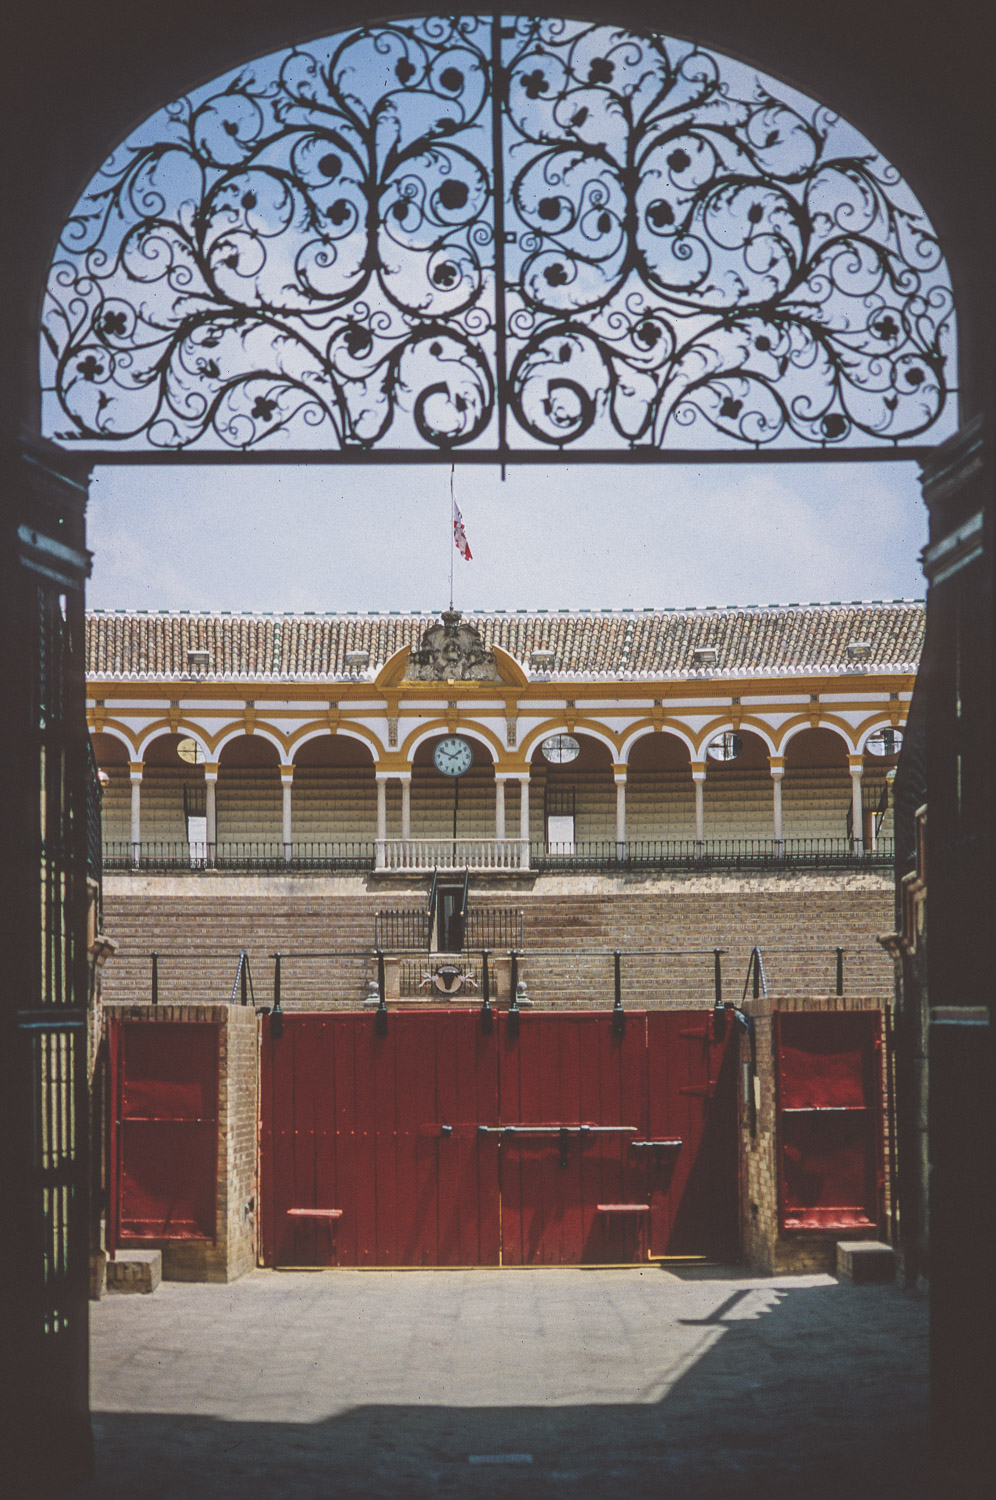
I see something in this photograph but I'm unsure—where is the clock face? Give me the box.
[433,735,474,777]
[541,734,581,764]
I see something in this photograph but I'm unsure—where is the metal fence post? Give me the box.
[836,947,845,996]
[714,949,723,1007]
[480,949,493,1032]
[151,951,158,1006]
[612,950,625,1036]
[375,948,388,1035]
[508,950,520,1037]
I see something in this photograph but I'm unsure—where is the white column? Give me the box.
[204,763,218,867]
[518,773,531,871]
[494,777,506,841]
[691,761,706,848]
[280,765,294,864]
[400,775,412,841]
[129,762,143,866]
[375,776,388,868]
[848,755,865,855]
[614,764,627,860]
[769,756,785,852]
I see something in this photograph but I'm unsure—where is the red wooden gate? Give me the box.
[774,1011,884,1233]
[108,1019,219,1251]
[259,1009,737,1268]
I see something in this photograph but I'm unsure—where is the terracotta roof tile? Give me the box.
[85,602,923,682]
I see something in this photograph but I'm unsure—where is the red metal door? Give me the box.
[775,1011,883,1232]
[109,1019,219,1244]
[259,1008,738,1267]
[498,1013,649,1265]
[260,1011,499,1267]
[644,1012,738,1258]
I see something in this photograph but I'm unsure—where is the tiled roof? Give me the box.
[85,602,923,682]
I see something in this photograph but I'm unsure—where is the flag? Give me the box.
[453,499,472,561]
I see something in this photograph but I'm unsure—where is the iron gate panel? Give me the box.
[260,1008,737,1266]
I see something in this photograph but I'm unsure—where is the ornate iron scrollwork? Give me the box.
[42,14,954,454]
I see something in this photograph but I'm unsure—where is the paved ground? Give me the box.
[59,1266,928,1500]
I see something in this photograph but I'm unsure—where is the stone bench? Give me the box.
[107,1249,162,1294]
[836,1240,896,1284]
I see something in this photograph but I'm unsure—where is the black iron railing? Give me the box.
[531,837,895,871]
[103,835,894,875]
[102,839,376,871]
[374,908,431,951]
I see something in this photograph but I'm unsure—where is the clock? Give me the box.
[541,734,581,764]
[433,735,474,777]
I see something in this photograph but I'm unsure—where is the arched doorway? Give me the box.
[3,4,989,1489]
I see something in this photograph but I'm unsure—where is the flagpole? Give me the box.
[449,463,455,611]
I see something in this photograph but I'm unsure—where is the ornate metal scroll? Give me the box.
[43,16,497,451]
[42,15,954,454]
[501,17,953,451]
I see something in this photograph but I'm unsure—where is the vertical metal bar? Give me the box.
[752,948,760,999]
[375,948,388,1035]
[836,947,845,996]
[614,950,622,1008]
[241,950,248,1007]
[480,948,493,1031]
[151,951,158,1006]
[714,949,723,1007]
[884,1004,898,1244]
[490,12,509,471]
[273,952,281,1011]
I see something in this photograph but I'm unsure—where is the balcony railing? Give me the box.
[103,835,894,875]
[102,840,376,871]
[376,837,524,870]
[532,837,896,871]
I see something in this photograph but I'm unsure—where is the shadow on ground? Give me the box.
[56,1273,928,1500]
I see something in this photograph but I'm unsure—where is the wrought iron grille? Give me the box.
[43,15,954,457]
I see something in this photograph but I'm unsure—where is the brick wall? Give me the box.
[100,869,894,1011]
[103,1002,257,1282]
[738,993,891,1275]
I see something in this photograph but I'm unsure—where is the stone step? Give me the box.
[836,1240,896,1284]
[106,1249,162,1294]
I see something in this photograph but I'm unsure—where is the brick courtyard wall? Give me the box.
[104,1001,257,1283]
[738,993,891,1275]
[100,869,895,1010]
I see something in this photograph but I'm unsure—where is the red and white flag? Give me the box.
[453,498,473,561]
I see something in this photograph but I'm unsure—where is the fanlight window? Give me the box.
[43,15,955,455]
[707,732,743,762]
[866,727,904,756]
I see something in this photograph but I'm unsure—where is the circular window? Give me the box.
[706,732,742,762]
[866,728,904,757]
[541,734,581,764]
[177,737,204,764]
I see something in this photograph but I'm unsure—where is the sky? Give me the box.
[86,459,927,615]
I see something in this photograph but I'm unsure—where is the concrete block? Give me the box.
[89,1251,107,1300]
[106,1249,162,1294]
[836,1240,896,1283]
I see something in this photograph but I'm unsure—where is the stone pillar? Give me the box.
[691,761,706,847]
[518,773,531,871]
[400,775,412,842]
[279,764,294,864]
[848,755,864,855]
[204,763,218,867]
[375,775,388,868]
[614,763,627,860]
[128,762,143,866]
[494,776,506,841]
[769,756,785,851]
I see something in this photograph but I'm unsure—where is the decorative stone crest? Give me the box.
[405,609,500,682]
